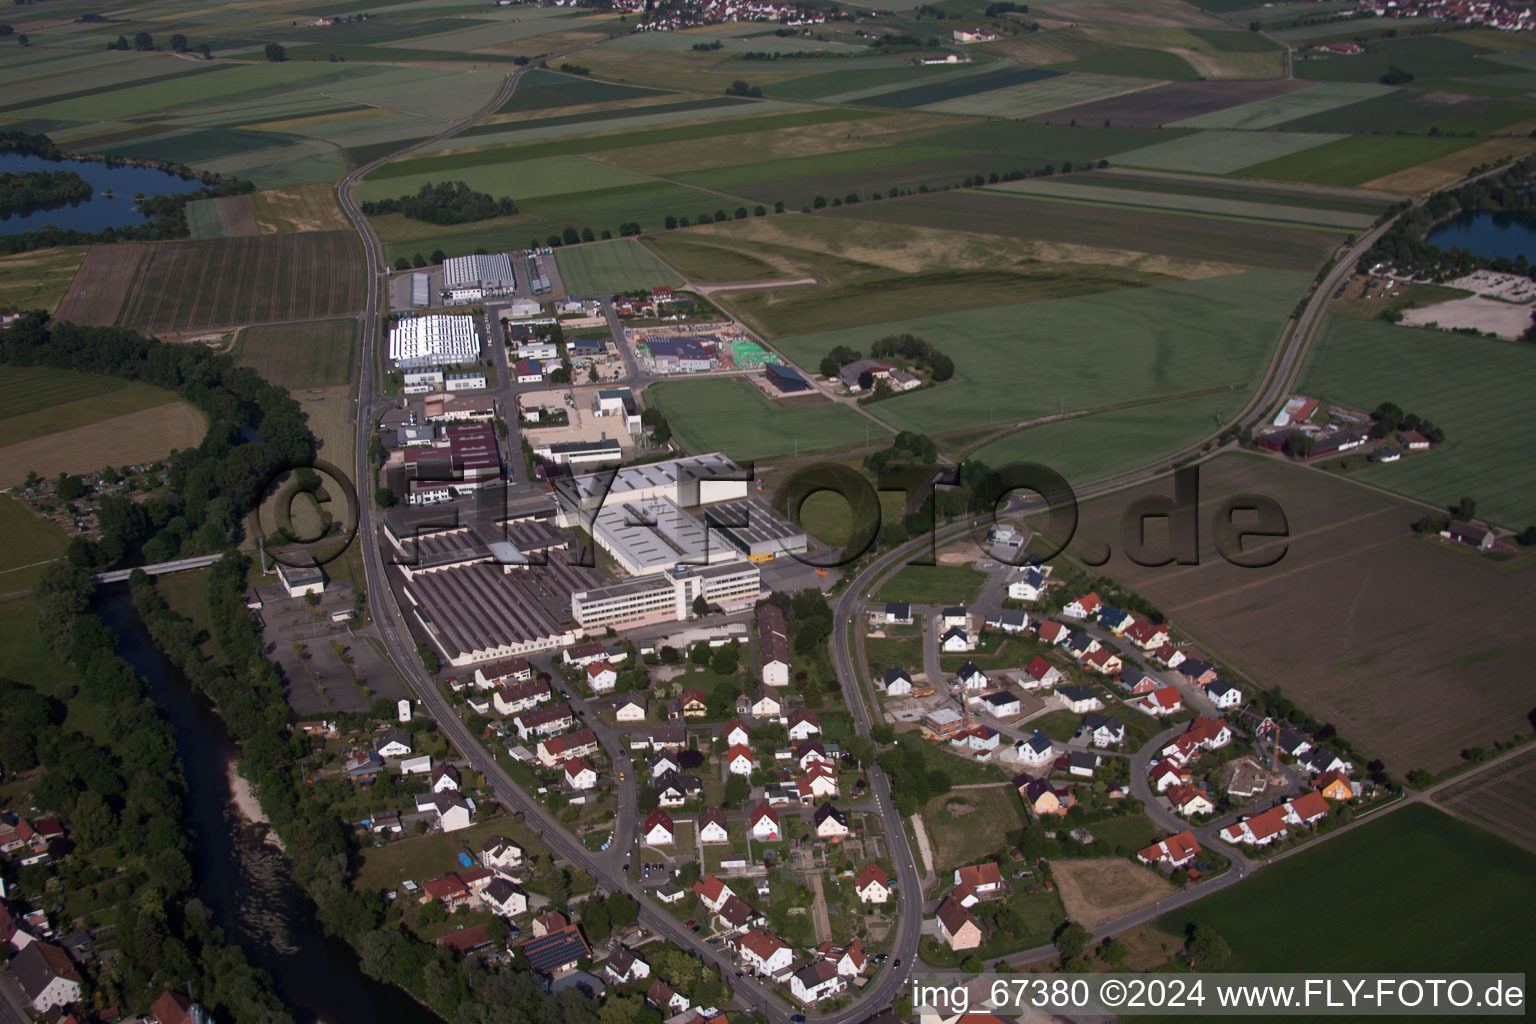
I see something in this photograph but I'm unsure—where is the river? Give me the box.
[1426,208,1536,262]
[96,587,442,1024]
[0,152,205,234]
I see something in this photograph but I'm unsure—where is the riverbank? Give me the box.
[228,759,286,852]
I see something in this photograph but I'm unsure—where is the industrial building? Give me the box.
[531,438,624,466]
[445,372,487,392]
[554,453,749,521]
[644,338,713,373]
[571,561,762,631]
[389,315,479,369]
[403,369,444,394]
[411,273,431,308]
[589,494,732,576]
[701,496,808,563]
[764,363,809,393]
[594,388,643,434]
[442,253,515,294]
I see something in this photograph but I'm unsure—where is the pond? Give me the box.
[0,152,206,235]
[1426,209,1536,263]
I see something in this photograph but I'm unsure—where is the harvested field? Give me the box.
[249,184,350,234]
[1235,133,1480,187]
[1434,747,1536,853]
[1033,78,1311,128]
[236,318,356,390]
[53,244,144,326]
[0,246,87,314]
[0,402,206,487]
[1051,858,1176,931]
[1066,453,1535,772]
[218,195,260,236]
[1363,135,1536,193]
[0,368,179,447]
[299,386,357,483]
[1298,315,1536,526]
[1113,129,1345,174]
[830,192,1341,272]
[108,233,365,334]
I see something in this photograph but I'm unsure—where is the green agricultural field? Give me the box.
[982,178,1375,229]
[669,144,969,192]
[1113,129,1346,175]
[765,62,973,102]
[1185,28,1284,52]
[0,247,88,314]
[554,239,684,295]
[1235,133,1480,186]
[772,269,1307,436]
[918,73,1155,119]
[1171,81,1394,130]
[645,377,885,461]
[859,67,1064,110]
[1049,46,1200,81]
[185,197,229,240]
[1155,805,1533,973]
[0,498,69,593]
[1297,315,1536,527]
[496,69,667,114]
[235,319,355,390]
[1278,90,1527,136]
[875,564,987,605]
[357,154,655,205]
[0,367,176,447]
[432,99,800,152]
[1294,32,1502,86]
[970,390,1243,486]
[797,486,907,549]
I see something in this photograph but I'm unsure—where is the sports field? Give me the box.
[772,269,1307,435]
[55,233,367,335]
[1155,805,1533,972]
[644,377,884,461]
[555,240,684,296]
[236,319,356,391]
[1113,129,1346,174]
[1298,315,1536,527]
[0,367,179,447]
[1067,454,1534,772]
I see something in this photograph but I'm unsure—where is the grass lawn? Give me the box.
[1154,803,1534,972]
[0,367,177,448]
[554,239,683,295]
[646,377,885,461]
[874,564,986,605]
[235,318,356,390]
[1085,812,1162,856]
[796,486,906,549]
[922,787,1027,873]
[354,815,553,893]
[1233,133,1480,187]
[0,246,89,313]
[865,631,926,680]
[0,496,68,592]
[1028,709,1082,743]
[1297,314,1536,527]
[771,269,1306,437]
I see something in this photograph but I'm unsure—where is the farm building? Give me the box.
[765,363,810,393]
[389,315,479,369]
[443,253,515,294]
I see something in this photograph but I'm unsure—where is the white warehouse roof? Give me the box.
[389,315,479,368]
[442,253,514,290]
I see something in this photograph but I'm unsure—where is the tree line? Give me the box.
[0,169,92,217]
[361,180,518,226]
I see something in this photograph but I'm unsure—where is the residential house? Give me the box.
[1066,750,1100,778]
[1056,685,1104,713]
[732,929,793,976]
[750,802,781,840]
[955,661,988,691]
[955,726,1001,754]
[1008,568,1048,602]
[1062,592,1103,620]
[1284,790,1331,827]
[654,769,700,807]
[1317,770,1353,801]
[647,980,691,1016]
[1276,729,1312,758]
[1300,747,1351,775]
[520,923,590,975]
[879,601,912,625]
[423,874,472,913]
[0,903,37,951]
[813,803,850,839]
[795,739,831,771]
[786,707,821,741]
[563,758,598,791]
[716,895,762,933]
[538,728,599,767]
[1183,716,1233,751]
[832,939,867,978]
[1014,773,1073,817]
[1022,655,1066,689]
[797,762,839,802]
[1016,732,1055,768]
[1036,621,1069,646]
[615,696,647,723]
[1177,660,1219,687]
[1166,784,1215,817]
[757,604,791,686]
[1064,631,1100,658]
[1204,680,1242,709]
[855,863,890,904]
[1136,830,1201,870]
[475,657,533,689]
[374,728,414,758]
[1152,642,1185,668]
[698,808,730,844]
[1133,686,1184,716]
[790,960,846,1005]
[494,679,552,716]
[424,791,475,832]
[980,690,1021,718]
[1125,619,1169,650]
[954,863,1003,896]
[694,876,734,913]
[679,689,709,719]
[346,751,385,778]
[1148,760,1191,793]
[722,716,752,747]
[512,704,575,740]
[430,764,461,793]
[935,897,983,951]
[985,608,1029,634]
[11,941,81,1013]
[1081,713,1125,748]
[726,744,756,776]
[585,661,618,694]
[481,835,524,873]
[482,877,528,917]
[940,626,972,653]
[1098,606,1133,634]
[642,810,675,846]
[923,707,966,740]
[1219,805,1289,847]
[531,910,568,939]
[881,666,913,695]
[941,607,969,629]
[1081,647,1122,676]
[562,641,608,668]
[749,686,783,718]
[602,945,651,986]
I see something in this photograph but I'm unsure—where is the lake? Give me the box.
[0,152,206,235]
[1426,209,1536,263]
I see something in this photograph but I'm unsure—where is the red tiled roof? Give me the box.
[855,863,888,891]
[956,862,1002,888]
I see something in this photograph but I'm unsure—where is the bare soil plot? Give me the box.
[112,233,365,334]
[1399,294,1535,339]
[1434,747,1536,853]
[249,183,350,234]
[1065,453,1535,773]
[1032,79,1309,127]
[830,192,1340,272]
[219,195,261,237]
[0,402,206,486]
[53,244,146,326]
[1051,858,1177,930]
